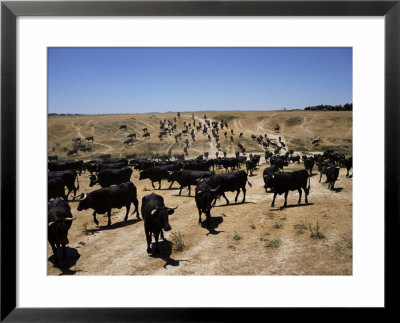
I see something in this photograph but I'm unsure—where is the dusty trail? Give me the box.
[72,122,114,154]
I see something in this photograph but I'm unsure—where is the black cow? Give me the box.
[77,182,139,226]
[48,155,58,161]
[303,156,315,175]
[124,138,134,146]
[168,170,215,195]
[197,170,252,206]
[143,132,150,138]
[262,164,281,192]
[85,136,94,142]
[97,161,126,173]
[219,158,239,172]
[141,193,177,255]
[99,154,111,160]
[195,182,220,229]
[48,177,67,201]
[317,161,334,183]
[48,198,76,263]
[48,160,84,175]
[246,158,257,176]
[89,167,133,188]
[289,155,301,164]
[79,147,92,153]
[120,125,127,130]
[341,156,353,177]
[270,156,285,170]
[48,170,80,200]
[67,149,78,157]
[127,133,136,139]
[326,166,340,190]
[139,164,181,189]
[266,170,310,208]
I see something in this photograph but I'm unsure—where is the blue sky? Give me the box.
[48,47,352,114]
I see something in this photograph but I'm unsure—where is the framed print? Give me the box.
[1,0,399,321]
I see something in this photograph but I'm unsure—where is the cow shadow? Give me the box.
[88,218,141,233]
[213,201,256,208]
[331,187,343,193]
[171,194,194,198]
[270,202,315,211]
[149,240,189,269]
[48,247,81,275]
[201,216,224,235]
[309,173,318,177]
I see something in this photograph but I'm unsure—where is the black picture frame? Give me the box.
[1,1,399,321]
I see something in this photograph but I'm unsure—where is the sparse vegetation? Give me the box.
[82,222,89,235]
[309,222,325,239]
[265,240,280,248]
[250,224,256,230]
[170,231,185,252]
[294,224,307,234]
[233,232,242,241]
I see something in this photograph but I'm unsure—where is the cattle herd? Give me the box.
[48,112,352,266]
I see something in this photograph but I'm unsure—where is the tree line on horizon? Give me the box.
[304,103,352,111]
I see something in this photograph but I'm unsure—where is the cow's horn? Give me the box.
[48,221,55,227]
[64,217,76,222]
[210,185,220,192]
[151,209,157,215]
[170,205,178,210]
[197,190,202,195]
[79,193,87,201]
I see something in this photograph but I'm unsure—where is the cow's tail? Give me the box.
[307,174,311,194]
[75,173,80,191]
[247,178,253,188]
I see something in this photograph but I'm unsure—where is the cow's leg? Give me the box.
[124,204,130,221]
[188,185,191,196]
[178,185,183,196]
[271,192,277,207]
[241,186,246,203]
[50,242,58,263]
[132,197,140,219]
[158,180,161,190]
[319,172,322,183]
[168,180,174,189]
[160,230,165,241]
[93,211,99,225]
[154,232,160,254]
[145,228,152,254]
[151,181,156,189]
[107,210,112,226]
[198,210,202,225]
[304,187,309,204]
[283,191,288,208]
[206,210,211,229]
[222,192,229,204]
[298,189,302,204]
[234,189,240,202]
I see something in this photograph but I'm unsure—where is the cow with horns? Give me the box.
[77,182,140,227]
[89,167,133,188]
[48,198,76,263]
[141,193,178,255]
